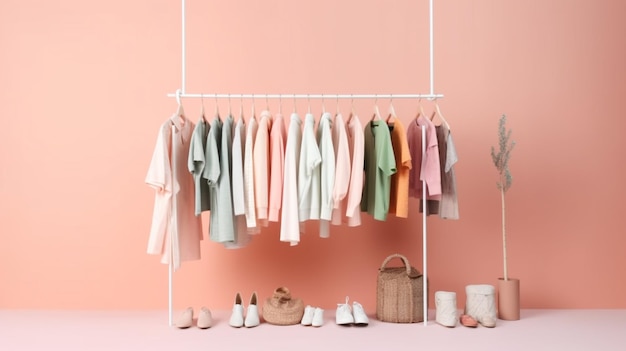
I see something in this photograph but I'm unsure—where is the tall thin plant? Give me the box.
[491,114,515,281]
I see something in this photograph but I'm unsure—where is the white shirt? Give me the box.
[243,117,259,229]
[280,113,302,245]
[298,113,322,222]
[317,112,335,238]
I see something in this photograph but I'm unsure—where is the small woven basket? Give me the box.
[376,253,424,323]
[262,287,304,325]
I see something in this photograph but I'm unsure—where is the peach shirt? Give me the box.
[344,114,364,226]
[253,110,272,226]
[145,112,202,270]
[330,113,351,225]
[268,113,286,222]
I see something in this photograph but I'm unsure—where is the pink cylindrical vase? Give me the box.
[497,278,520,321]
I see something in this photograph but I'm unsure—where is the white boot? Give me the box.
[435,291,457,327]
[465,285,496,326]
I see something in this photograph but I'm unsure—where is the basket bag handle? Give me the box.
[380,253,412,276]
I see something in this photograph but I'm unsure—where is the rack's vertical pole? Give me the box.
[429,0,434,96]
[181,0,186,94]
[421,125,428,326]
[421,0,434,327]
[169,125,176,327]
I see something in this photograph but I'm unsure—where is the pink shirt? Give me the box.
[268,113,286,222]
[145,111,202,270]
[407,116,442,199]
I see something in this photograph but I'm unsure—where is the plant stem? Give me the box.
[501,186,508,281]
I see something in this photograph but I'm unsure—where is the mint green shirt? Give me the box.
[361,120,397,221]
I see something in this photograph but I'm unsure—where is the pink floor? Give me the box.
[1,310,625,350]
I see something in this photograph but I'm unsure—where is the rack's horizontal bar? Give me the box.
[166,93,444,100]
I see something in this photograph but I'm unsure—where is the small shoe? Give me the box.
[352,301,369,326]
[244,292,260,328]
[479,316,496,328]
[301,305,314,326]
[460,314,478,328]
[197,307,212,329]
[311,307,324,327]
[336,296,355,325]
[229,293,244,328]
[175,307,194,329]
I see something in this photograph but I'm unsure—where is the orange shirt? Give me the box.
[388,117,412,218]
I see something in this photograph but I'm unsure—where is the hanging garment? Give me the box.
[268,113,287,222]
[330,113,351,226]
[243,117,259,229]
[317,112,335,238]
[232,117,246,217]
[361,119,397,221]
[387,116,412,218]
[254,110,272,227]
[203,116,236,244]
[146,112,202,270]
[187,117,211,215]
[343,113,365,227]
[280,112,302,245]
[407,116,442,201]
[224,118,251,249]
[439,125,460,219]
[298,112,322,223]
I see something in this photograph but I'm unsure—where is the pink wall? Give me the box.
[1,0,625,311]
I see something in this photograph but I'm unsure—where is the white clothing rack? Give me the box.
[167,93,443,100]
[165,0,442,327]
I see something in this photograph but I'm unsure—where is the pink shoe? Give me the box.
[460,314,478,328]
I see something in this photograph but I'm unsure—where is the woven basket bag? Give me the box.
[262,287,304,325]
[376,253,424,323]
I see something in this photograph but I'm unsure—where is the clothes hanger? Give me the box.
[251,94,256,120]
[417,97,427,120]
[279,95,282,115]
[322,94,326,114]
[434,99,451,130]
[348,94,355,123]
[200,93,207,122]
[214,95,221,121]
[239,95,245,122]
[307,94,311,114]
[293,93,297,114]
[228,94,232,117]
[175,88,185,120]
[386,96,396,123]
[372,95,382,121]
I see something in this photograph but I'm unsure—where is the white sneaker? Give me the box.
[312,307,324,327]
[244,292,260,328]
[301,305,314,326]
[352,301,369,326]
[336,297,355,325]
[229,293,244,328]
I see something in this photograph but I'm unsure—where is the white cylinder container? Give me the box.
[435,291,457,327]
[464,284,496,320]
